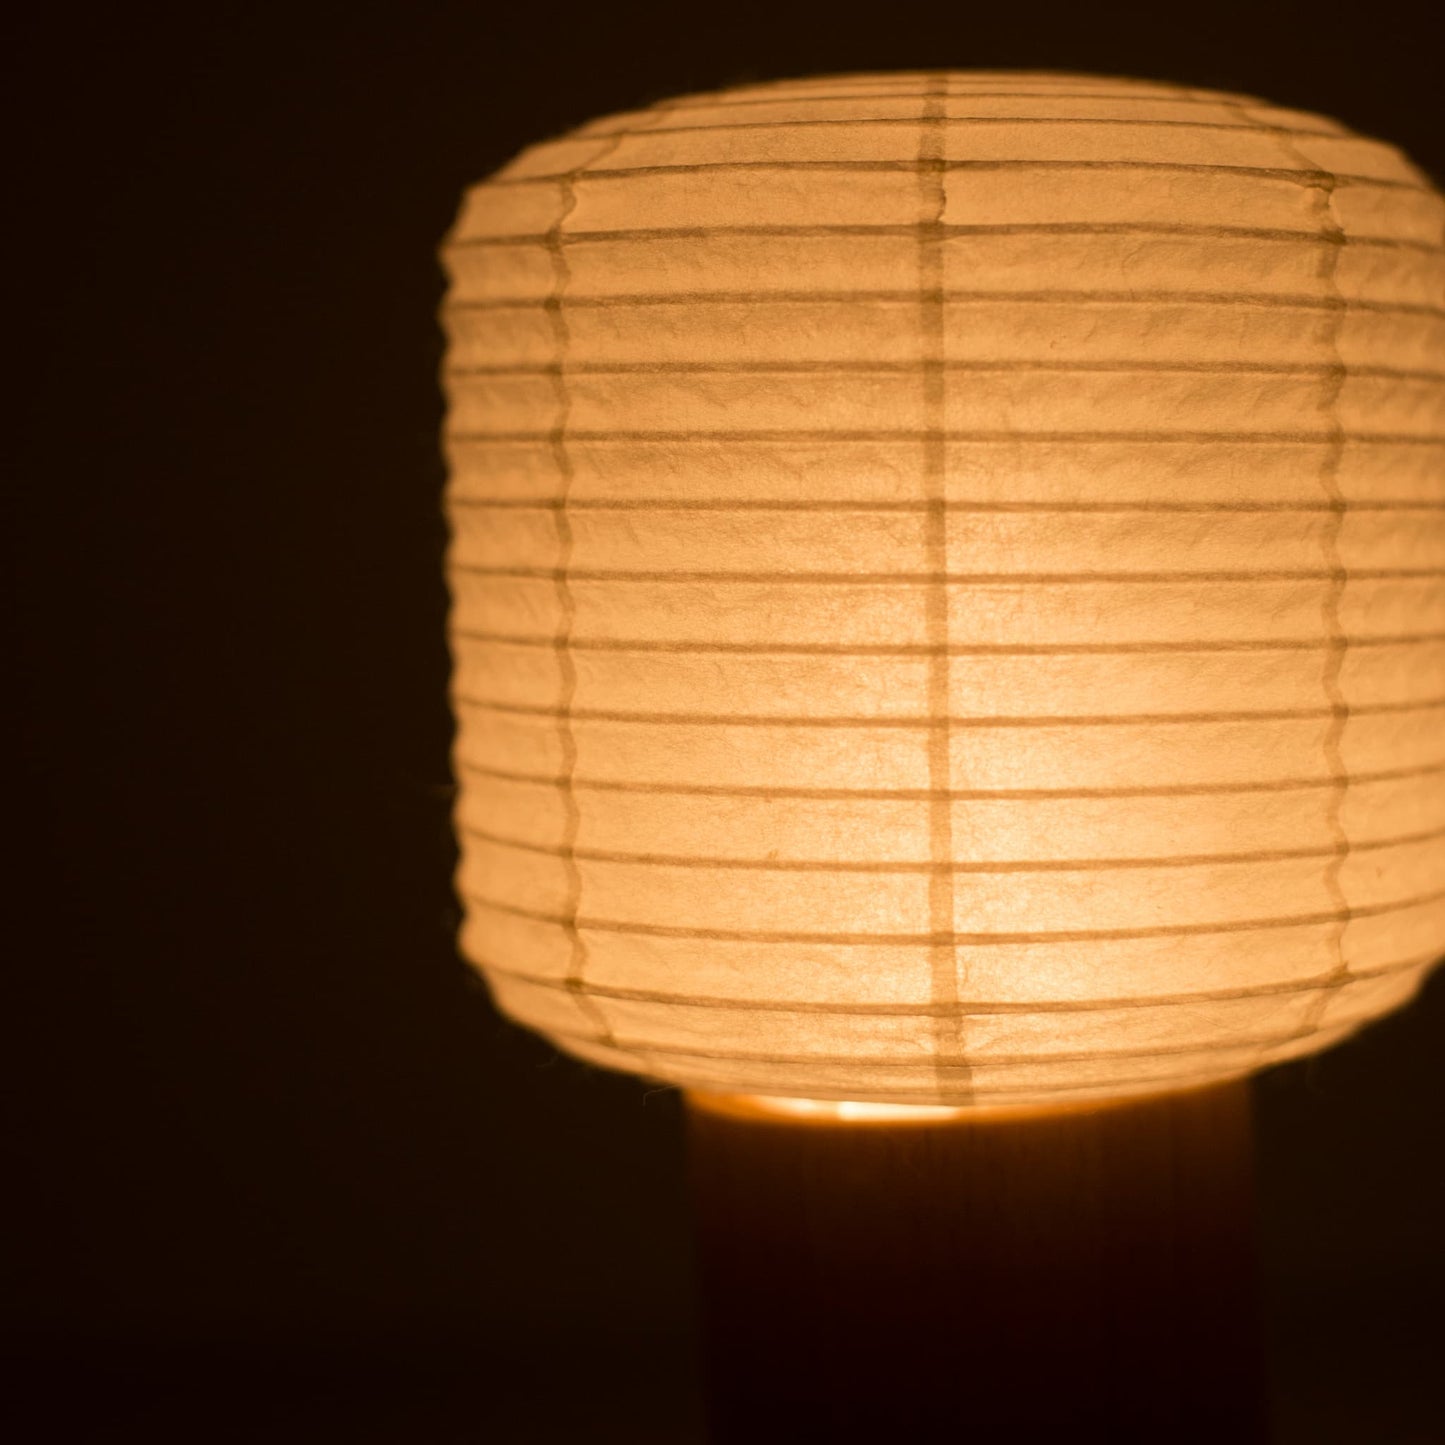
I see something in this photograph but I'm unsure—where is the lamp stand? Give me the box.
[686,1080,1267,1444]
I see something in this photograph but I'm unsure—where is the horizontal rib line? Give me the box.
[447,288,1445,317]
[448,627,1445,656]
[585,1053,1337,1098]
[656,87,1279,113]
[574,115,1349,142]
[458,819,1445,875]
[452,694,1445,729]
[461,881,1445,945]
[451,565,1445,584]
[512,1019,1385,1071]
[450,430,1445,446]
[661,87,1265,109]
[486,158,1425,191]
[446,222,1444,252]
[730,75,1235,87]
[653,1064,1290,1100]
[448,360,1445,381]
[690,72,1224,84]
[453,756,1445,800]
[472,949,1438,1017]
[662,87,1260,107]
[447,498,1445,515]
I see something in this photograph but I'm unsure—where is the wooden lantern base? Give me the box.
[687,1080,1267,1444]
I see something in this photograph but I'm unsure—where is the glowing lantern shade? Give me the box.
[440,71,1445,1108]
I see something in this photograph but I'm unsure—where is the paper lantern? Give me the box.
[440,70,1445,1109]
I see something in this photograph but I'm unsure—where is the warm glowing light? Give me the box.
[441,71,1445,1109]
[719,1095,975,1124]
[688,1084,1209,1125]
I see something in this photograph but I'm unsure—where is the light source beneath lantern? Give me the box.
[705,1093,974,1124]
[695,1089,1178,1125]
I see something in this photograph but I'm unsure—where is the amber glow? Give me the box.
[707,1095,975,1125]
[441,71,1445,1109]
[688,1087,1169,1125]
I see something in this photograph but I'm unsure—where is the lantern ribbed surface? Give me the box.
[440,71,1445,1107]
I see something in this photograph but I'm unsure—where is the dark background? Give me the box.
[8,2,1444,1440]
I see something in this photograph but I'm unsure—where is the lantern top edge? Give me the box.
[446,70,1442,234]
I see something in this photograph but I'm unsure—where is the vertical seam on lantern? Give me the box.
[919,75,970,1100]
[1236,104,1353,1040]
[545,129,634,1048]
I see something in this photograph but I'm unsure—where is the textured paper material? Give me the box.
[439,72,1445,1106]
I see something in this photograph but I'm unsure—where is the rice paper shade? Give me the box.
[440,72,1445,1107]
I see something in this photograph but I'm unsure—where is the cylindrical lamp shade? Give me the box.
[440,72,1445,1107]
